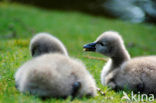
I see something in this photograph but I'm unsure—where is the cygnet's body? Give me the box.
[83,31,156,94]
[15,53,96,98]
[15,33,97,98]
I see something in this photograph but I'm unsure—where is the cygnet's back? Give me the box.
[115,56,156,94]
[15,53,97,98]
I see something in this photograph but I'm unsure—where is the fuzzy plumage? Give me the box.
[15,33,97,98]
[83,31,156,95]
[30,33,68,57]
[15,53,97,98]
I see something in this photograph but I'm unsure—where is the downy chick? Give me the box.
[15,33,97,98]
[83,31,156,95]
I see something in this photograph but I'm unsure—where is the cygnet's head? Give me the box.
[30,33,68,57]
[83,31,127,58]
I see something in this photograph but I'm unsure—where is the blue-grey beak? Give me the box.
[83,42,96,51]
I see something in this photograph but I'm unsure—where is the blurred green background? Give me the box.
[4,0,156,23]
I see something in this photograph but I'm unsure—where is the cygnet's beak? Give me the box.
[83,42,96,51]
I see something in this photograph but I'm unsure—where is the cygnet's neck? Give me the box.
[111,46,130,68]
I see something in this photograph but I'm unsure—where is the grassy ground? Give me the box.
[0,2,156,103]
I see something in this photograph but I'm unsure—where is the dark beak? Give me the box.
[83,42,96,51]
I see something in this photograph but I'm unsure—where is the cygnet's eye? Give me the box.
[97,42,107,46]
[99,42,104,46]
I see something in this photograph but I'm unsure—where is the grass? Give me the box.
[0,2,156,103]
